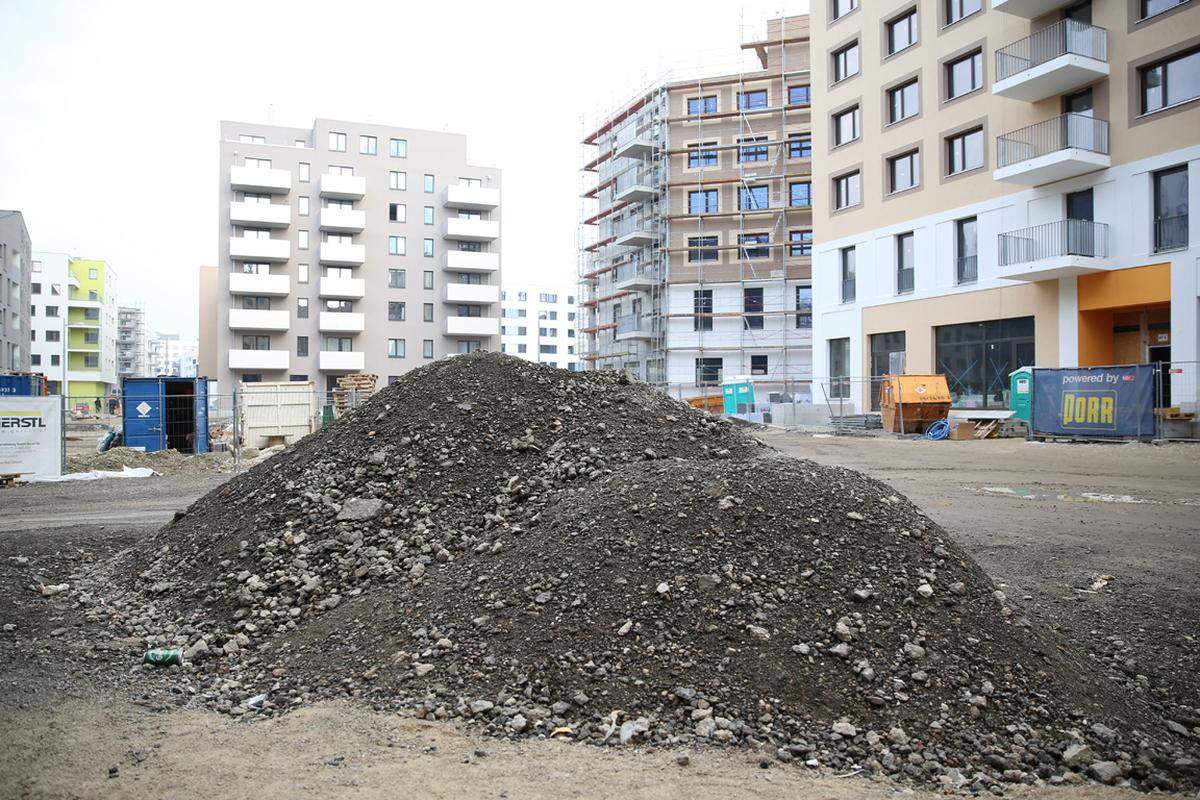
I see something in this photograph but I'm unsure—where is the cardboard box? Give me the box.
[949,420,976,440]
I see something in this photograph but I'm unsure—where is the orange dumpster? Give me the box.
[878,374,951,434]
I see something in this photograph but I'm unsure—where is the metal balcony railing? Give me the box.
[841,278,856,303]
[897,266,915,294]
[997,114,1109,168]
[956,255,978,284]
[613,167,659,195]
[1154,214,1189,253]
[615,313,652,334]
[995,19,1107,82]
[613,259,656,284]
[610,216,659,241]
[999,219,1109,267]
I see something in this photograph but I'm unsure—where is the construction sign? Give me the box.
[1031,365,1156,440]
[0,396,63,479]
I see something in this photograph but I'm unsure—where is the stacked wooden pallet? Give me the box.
[332,373,379,414]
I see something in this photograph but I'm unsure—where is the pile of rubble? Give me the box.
[80,353,1196,791]
[67,447,234,476]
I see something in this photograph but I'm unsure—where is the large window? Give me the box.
[834,106,860,145]
[359,135,377,155]
[945,0,982,25]
[946,50,983,99]
[693,289,713,331]
[389,171,407,190]
[833,0,859,19]
[738,89,768,110]
[328,131,346,152]
[788,229,813,257]
[896,232,915,294]
[788,85,811,105]
[388,268,406,288]
[388,338,406,358]
[870,331,907,411]
[689,189,719,214]
[388,301,406,321]
[389,138,407,158]
[829,338,850,399]
[956,216,978,284]
[743,287,764,330]
[834,171,861,210]
[888,79,919,123]
[936,317,1035,409]
[688,96,717,115]
[795,285,812,329]
[1154,165,1189,252]
[1141,47,1200,113]
[738,136,769,162]
[887,9,918,54]
[688,235,718,262]
[789,182,812,208]
[888,150,920,193]
[1142,0,1192,18]
[688,142,718,168]
[840,247,856,303]
[947,127,984,175]
[696,357,723,386]
[739,185,770,211]
[833,42,860,83]
[788,133,812,159]
[739,233,770,259]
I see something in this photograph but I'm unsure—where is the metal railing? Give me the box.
[999,219,1109,267]
[1154,213,1189,252]
[995,19,1107,82]
[613,167,658,196]
[840,278,856,303]
[897,266,915,294]
[613,259,656,284]
[615,313,649,334]
[956,255,978,284]
[609,216,659,241]
[997,114,1109,168]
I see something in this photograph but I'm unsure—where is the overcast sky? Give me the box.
[0,0,798,338]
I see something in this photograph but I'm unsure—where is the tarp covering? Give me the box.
[1031,365,1156,439]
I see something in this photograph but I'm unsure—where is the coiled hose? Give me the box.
[924,419,951,440]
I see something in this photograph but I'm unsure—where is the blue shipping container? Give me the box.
[0,374,46,396]
[122,377,210,454]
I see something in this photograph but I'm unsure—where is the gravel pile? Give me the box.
[67,447,234,475]
[79,352,1197,791]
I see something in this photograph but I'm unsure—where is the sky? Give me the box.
[0,0,799,339]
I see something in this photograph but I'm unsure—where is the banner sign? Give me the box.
[1031,365,1156,439]
[0,396,62,478]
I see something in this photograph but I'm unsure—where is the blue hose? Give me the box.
[924,419,951,440]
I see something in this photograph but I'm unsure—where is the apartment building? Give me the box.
[0,210,32,373]
[579,15,815,399]
[117,306,151,378]
[29,252,68,392]
[210,119,501,394]
[810,0,1199,412]
[500,285,580,370]
[149,332,199,377]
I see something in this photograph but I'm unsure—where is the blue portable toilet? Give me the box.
[122,376,210,454]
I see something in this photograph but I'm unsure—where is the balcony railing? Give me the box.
[1154,214,1189,253]
[613,168,658,195]
[897,266,915,294]
[995,19,1107,82]
[615,313,654,335]
[840,279,856,303]
[999,219,1109,267]
[610,216,658,240]
[613,259,656,284]
[997,114,1109,168]
[956,255,978,284]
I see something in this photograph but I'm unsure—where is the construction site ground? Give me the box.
[1,434,1197,799]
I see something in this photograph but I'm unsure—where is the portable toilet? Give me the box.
[721,376,756,416]
[122,376,210,454]
[1009,366,1033,423]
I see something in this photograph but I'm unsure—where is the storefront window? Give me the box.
[935,317,1035,409]
[870,331,906,411]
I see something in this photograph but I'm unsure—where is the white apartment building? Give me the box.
[29,252,67,390]
[149,333,199,376]
[117,305,151,378]
[207,118,501,394]
[500,285,580,371]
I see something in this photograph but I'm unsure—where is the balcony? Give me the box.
[443,315,500,337]
[230,235,290,263]
[443,185,500,211]
[614,134,656,160]
[444,250,499,273]
[443,282,500,305]
[319,206,366,233]
[615,313,655,340]
[319,351,365,372]
[228,349,289,371]
[998,219,1110,280]
[319,173,366,200]
[318,242,366,266]
[613,169,658,203]
[612,261,656,292]
[318,311,365,333]
[228,309,290,331]
[994,20,1108,102]
[230,165,291,194]
[229,201,291,228]
[229,272,290,297]
[612,218,658,248]
[991,0,1076,17]
[994,114,1110,186]
[443,218,500,241]
[319,276,366,299]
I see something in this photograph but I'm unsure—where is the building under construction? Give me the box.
[578,14,813,402]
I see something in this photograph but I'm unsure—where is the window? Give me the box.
[945,0,981,25]
[297,196,309,216]
[299,162,310,182]
[887,9,918,54]
[795,285,812,329]
[788,230,813,257]
[324,299,352,313]
[687,95,718,115]
[388,301,406,321]
[239,134,265,144]
[388,268,406,288]
[956,217,978,284]
[324,336,353,352]
[833,42,860,83]
[88,268,98,279]
[298,230,309,250]
[297,298,309,318]
[738,89,768,110]
[298,264,309,284]
[935,317,1035,409]
[1141,48,1200,113]
[834,171,862,210]
[517,344,527,354]
[423,174,435,193]
[840,247,856,303]
[788,133,812,159]
[693,290,712,331]
[423,339,434,359]
[328,132,346,152]
[739,233,770,259]
[329,164,354,176]
[242,295,270,310]
[869,332,908,410]
[1153,165,1189,252]
[30,354,40,366]
[389,171,407,190]
[888,150,920,193]
[946,50,983,99]
[687,142,718,168]
[46,329,60,342]
[750,355,769,376]
[297,336,309,357]
[423,206,434,225]
[460,341,482,355]
[389,203,406,222]
[423,270,434,290]
[738,136,769,162]
[388,338,406,358]
[1142,0,1192,18]
[833,0,859,19]
[947,127,984,175]
[829,338,851,399]
[789,181,812,208]
[538,344,557,355]
[388,236,406,256]
[689,189,718,214]
[834,106,860,145]
[244,157,271,169]
[358,135,377,155]
[696,357,723,386]
[539,292,558,303]
[538,327,557,337]
[540,309,558,320]
[743,287,764,330]
[739,185,769,211]
[423,239,434,257]
[788,85,811,105]
[688,235,718,262]
[889,232,915,295]
[888,79,919,123]
[423,303,434,322]
[390,138,407,158]
[242,335,270,350]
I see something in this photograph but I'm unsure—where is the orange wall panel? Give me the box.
[1077,263,1171,311]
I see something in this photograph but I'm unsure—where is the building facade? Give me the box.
[579,16,814,400]
[500,285,580,370]
[212,118,501,394]
[810,0,1199,413]
[29,252,68,392]
[149,332,199,376]
[117,305,151,378]
[0,210,32,374]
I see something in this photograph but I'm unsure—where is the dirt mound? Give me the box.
[67,447,233,475]
[83,353,1196,791]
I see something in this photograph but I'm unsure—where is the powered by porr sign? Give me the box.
[1031,365,1156,440]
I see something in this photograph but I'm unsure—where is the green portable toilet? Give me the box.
[1009,366,1033,422]
[721,377,756,415]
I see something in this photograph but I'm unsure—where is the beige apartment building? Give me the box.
[579,15,816,400]
[810,0,1199,413]
[208,119,501,394]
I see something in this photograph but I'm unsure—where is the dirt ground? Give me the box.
[1,437,1197,799]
